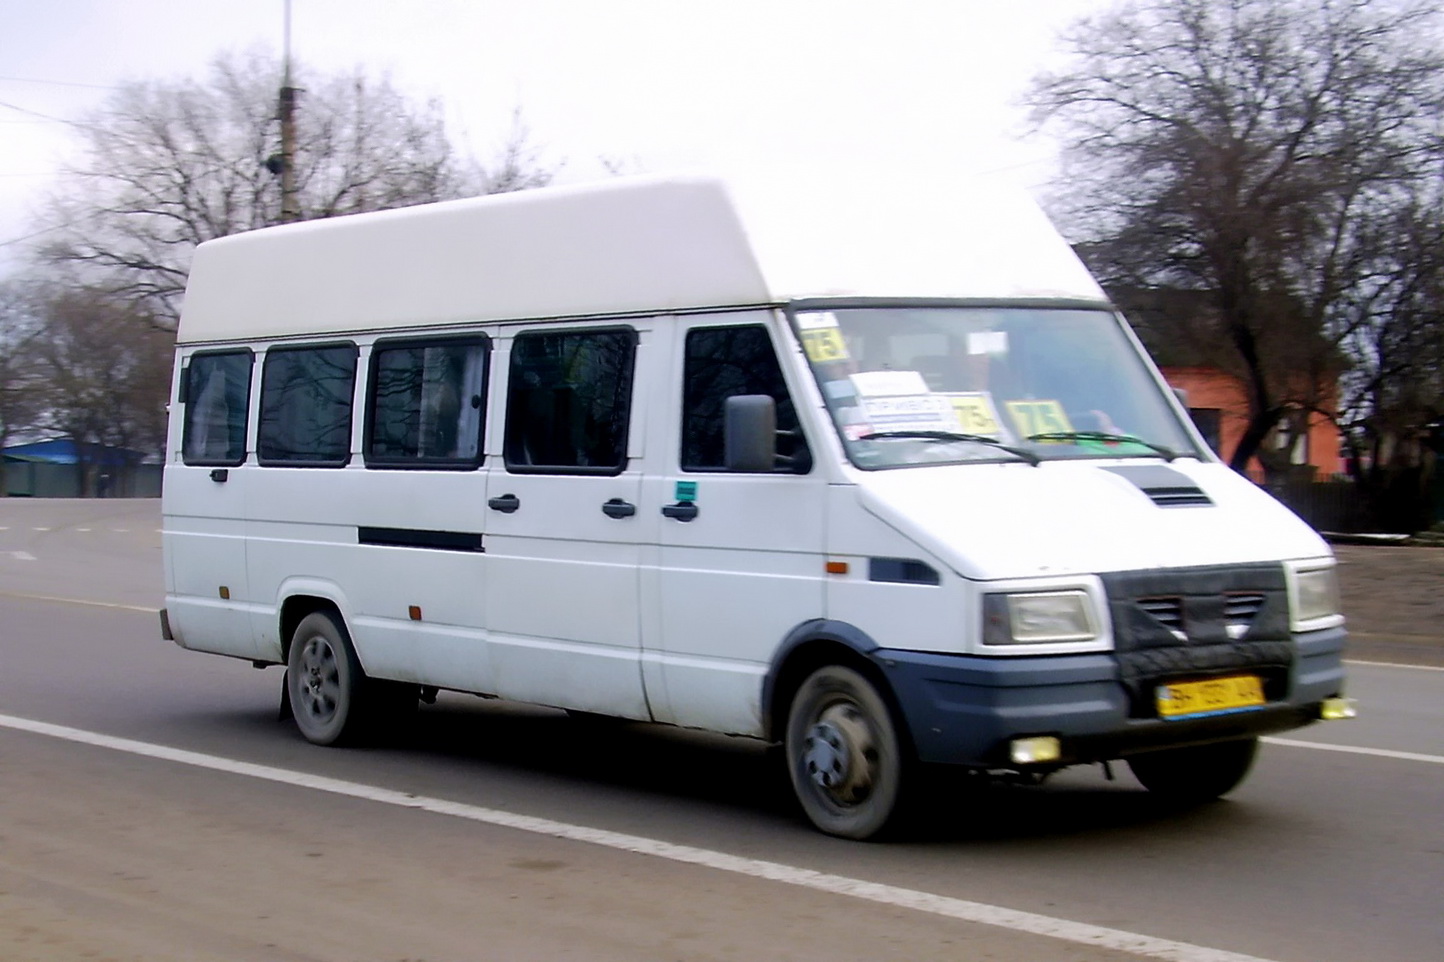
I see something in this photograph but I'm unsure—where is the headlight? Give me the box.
[983,591,1099,645]
[1289,564,1342,630]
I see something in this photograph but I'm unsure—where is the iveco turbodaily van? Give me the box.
[160,174,1351,838]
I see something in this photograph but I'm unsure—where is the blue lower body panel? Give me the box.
[873,627,1348,767]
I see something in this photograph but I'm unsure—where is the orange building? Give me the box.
[1162,366,1343,480]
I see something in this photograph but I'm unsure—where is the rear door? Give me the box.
[163,348,259,659]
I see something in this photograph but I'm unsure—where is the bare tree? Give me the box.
[0,281,48,495]
[22,283,174,495]
[1030,0,1444,476]
[39,50,557,326]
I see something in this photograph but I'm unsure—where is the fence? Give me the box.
[1267,479,1376,533]
[2,462,163,498]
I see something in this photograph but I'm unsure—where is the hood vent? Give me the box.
[1103,465,1213,508]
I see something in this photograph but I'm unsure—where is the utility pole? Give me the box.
[277,0,300,223]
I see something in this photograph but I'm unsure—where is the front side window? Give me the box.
[794,305,1201,470]
[367,337,489,468]
[503,328,635,474]
[182,350,253,465]
[258,343,357,466]
[681,325,810,472]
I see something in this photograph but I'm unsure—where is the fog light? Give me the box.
[1010,736,1062,765]
[1320,697,1357,721]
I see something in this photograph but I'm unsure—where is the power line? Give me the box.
[0,99,82,127]
[0,75,115,91]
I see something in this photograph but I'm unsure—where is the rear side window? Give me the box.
[258,343,357,466]
[682,325,810,472]
[366,336,489,468]
[504,328,636,474]
[182,350,253,465]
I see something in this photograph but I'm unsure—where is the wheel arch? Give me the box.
[277,585,350,663]
[763,619,906,746]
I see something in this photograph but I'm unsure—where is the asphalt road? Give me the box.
[0,499,1440,962]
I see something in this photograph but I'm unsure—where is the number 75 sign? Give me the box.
[1004,400,1074,437]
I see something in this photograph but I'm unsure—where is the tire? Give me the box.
[286,611,369,746]
[784,665,907,840]
[1127,737,1259,803]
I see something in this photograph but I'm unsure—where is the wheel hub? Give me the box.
[802,704,876,802]
[296,638,337,718]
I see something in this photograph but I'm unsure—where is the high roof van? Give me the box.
[160,174,1351,838]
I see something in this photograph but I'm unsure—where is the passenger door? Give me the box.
[642,313,828,735]
[482,322,651,718]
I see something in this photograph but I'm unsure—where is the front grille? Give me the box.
[1225,591,1267,639]
[1138,597,1185,637]
[1100,564,1293,717]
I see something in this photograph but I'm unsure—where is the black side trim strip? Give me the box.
[868,557,942,585]
[358,526,484,552]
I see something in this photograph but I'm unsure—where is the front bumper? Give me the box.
[873,625,1347,768]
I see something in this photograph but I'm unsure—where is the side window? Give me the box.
[503,328,635,474]
[366,336,489,468]
[257,343,357,466]
[682,325,810,473]
[182,350,253,465]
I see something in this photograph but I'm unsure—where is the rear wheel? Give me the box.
[784,665,907,840]
[1127,737,1259,803]
[287,611,369,746]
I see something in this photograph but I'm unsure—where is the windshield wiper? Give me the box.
[1026,431,1179,461]
[858,431,1041,466]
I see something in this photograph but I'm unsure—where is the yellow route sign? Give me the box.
[1005,400,1073,437]
[800,327,849,363]
[945,393,1004,436]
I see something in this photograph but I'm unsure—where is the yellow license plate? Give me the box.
[1156,675,1265,720]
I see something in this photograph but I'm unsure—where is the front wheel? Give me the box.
[784,665,907,840]
[1127,737,1259,803]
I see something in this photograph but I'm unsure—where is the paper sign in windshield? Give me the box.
[1005,399,1073,436]
[943,392,1006,437]
[797,312,852,363]
[857,394,959,433]
[850,370,931,398]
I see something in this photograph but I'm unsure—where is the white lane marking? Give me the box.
[1263,737,1444,765]
[5,551,36,561]
[0,590,157,614]
[76,527,91,532]
[0,712,1280,962]
[30,527,50,531]
[1346,659,1444,672]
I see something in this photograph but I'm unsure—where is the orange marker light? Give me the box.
[408,605,423,621]
[825,561,849,575]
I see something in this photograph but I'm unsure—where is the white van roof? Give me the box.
[176,173,1107,344]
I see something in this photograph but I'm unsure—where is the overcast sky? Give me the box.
[0,0,1111,275]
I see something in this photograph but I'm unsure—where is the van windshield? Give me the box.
[792,305,1202,469]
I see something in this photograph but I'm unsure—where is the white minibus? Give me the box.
[161,174,1351,838]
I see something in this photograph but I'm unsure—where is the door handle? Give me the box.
[601,498,636,519]
[209,469,229,483]
[661,501,699,522]
[487,493,520,513]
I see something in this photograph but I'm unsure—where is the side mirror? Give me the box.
[724,395,776,472]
